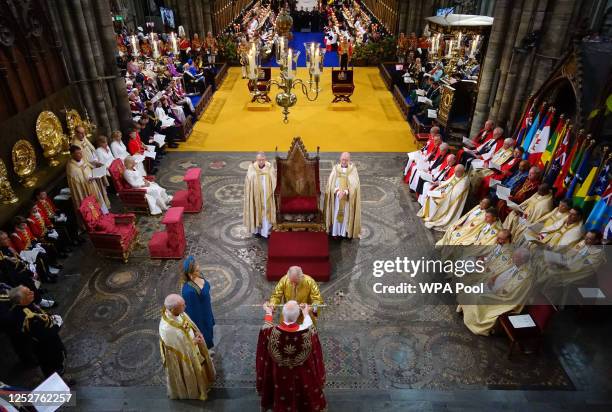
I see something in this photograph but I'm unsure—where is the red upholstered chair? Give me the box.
[78,195,138,263]
[108,159,155,213]
[171,168,203,213]
[499,295,557,359]
[149,207,186,259]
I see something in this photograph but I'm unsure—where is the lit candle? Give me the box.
[131,35,139,57]
[314,48,320,75]
[470,35,480,58]
[446,39,453,57]
[248,43,256,78]
[171,32,178,54]
[457,32,462,50]
[287,48,293,78]
[153,39,159,59]
[310,43,315,69]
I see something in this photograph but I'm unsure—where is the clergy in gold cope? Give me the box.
[458,248,534,336]
[504,183,553,240]
[159,294,215,400]
[525,207,584,251]
[243,152,277,238]
[66,145,111,214]
[268,266,324,324]
[418,164,470,231]
[323,152,362,239]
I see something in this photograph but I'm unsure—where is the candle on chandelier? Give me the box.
[470,35,480,58]
[310,43,315,68]
[287,48,293,78]
[457,32,462,50]
[314,48,320,75]
[131,35,139,57]
[171,32,178,54]
[446,39,453,57]
[248,43,257,78]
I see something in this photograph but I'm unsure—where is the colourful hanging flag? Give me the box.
[527,111,554,168]
[515,102,534,147]
[546,125,572,185]
[521,109,543,156]
[573,164,599,208]
[585,183,612,232]
[555,136,587,198]
[540,119,566,168]
[565,143,593,200]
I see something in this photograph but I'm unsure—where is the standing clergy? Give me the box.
[66,145,110,214]
[159,294,215,400]
[324,152,362,239]
[71,125,110,198]
[123,156,172,215]
[269,266,324,324]
[256,301,326,412]
[418,164,470,231]
[243,152,277,238]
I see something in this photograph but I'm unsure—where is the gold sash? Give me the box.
[336,166,350,223]
[255,167,273,223]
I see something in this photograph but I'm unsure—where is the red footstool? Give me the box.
[149,207,186,259]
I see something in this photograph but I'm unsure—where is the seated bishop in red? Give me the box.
[256,301,326,412]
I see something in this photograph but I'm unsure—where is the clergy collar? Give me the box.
[279,321,299,332]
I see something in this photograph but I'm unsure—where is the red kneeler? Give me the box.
[171,168,203,213]
[266,231,330,281]
[149,207,186,259]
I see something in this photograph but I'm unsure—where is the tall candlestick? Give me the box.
[446,39,453,57]
[248,43,256,78]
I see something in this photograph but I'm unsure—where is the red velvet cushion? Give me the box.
[95,215,116,232]
[268,231,329,259]
[280,196,318,214]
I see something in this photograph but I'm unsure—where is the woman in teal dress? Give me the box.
[181,256,215,349]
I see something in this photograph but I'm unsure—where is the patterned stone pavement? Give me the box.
[9,151,609,398]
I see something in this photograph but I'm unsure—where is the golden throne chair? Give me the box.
[274,137,325,231]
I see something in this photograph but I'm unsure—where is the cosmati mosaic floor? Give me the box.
[27,151,604,393]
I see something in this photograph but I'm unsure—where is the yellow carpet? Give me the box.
[175,67,416,152]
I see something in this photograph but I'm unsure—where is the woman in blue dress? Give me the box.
[181,256,215,350]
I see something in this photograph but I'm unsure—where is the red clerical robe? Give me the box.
[404,142,440,184]
[456,127,494,160]
[477,157,521,199]
[497,178,541,220]
[256,317,326,412]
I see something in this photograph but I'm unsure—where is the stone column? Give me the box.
[203,0,213,34]
[398,0,409,35]
[469,0,513,135]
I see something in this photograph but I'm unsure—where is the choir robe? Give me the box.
[417,164,456,205]
[159,309,215,400]
[503,193,553,240]
[123,167,171,215]
[468,146,514,194]
[243,161,276,238]
[477,156,520,199]
[256,316,326,412]
[455,127,494,160]
[403,140,439,183]
[408,150,448,190]
[496,178,541,221]
[66,159,110,213]
[458,251,533,336]
[323,163,362,238]
[418,174,470,231]
[269,274,324,324]
[181,279,215,349]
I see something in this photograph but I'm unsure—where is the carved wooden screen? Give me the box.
[361,0,399,34]
[0,0,68,122]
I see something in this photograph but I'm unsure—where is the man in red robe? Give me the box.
[404,133,442,184]
[256,301,326,412]
[497,166,542,221]
[455,120,494,161]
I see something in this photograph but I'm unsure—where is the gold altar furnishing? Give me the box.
[11,139,37,188]
[0,159,19,205]
[36,111,66,167]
